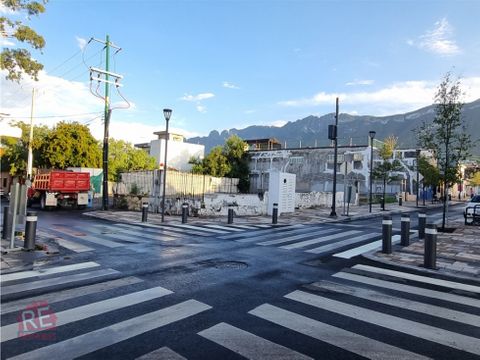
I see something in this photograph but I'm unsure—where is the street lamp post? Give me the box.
[161,108,172,223]
[329,97,339,217]
[416,149,420,207]
[369,131,376,213]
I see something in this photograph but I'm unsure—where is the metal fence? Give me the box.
[119,170,239,200]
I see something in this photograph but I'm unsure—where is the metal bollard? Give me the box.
[424,223,437,269]
[182,203,188,224]
[2,206,10,240]
[24,211,37,251]
[141,202,148,223]
[400,214,410,246]
[418,212,426,239]
[398,196,402,206]
[272,203,278,224]
[227,207,234,224]
[382,215,392,254]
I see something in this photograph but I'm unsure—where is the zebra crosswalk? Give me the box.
[2,259,479,359]
[41,221,279,253]
[219,223,393,257]
[0,262,212,360]
[198,264,480,359]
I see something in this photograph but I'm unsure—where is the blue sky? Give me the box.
[2,0,480,144]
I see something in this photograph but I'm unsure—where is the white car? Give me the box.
[464,195,480,224]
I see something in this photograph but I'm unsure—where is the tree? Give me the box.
[108,139,156,181]
[417,155,440,202]
[417,72,472,229]
[469,171,480,187]
[0,120,50,175]
[190,135,250,192]
[372,136,403,209]
[1,0,47,82]
[43,121,101,169]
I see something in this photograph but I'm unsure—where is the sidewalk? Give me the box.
[2,200,479,284]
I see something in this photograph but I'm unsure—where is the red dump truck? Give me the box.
[27,170,90,209]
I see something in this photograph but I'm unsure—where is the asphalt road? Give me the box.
[1,205,479,360]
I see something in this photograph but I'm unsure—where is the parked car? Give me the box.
[464,195,480,225]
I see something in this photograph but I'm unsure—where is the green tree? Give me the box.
[224,135,250,192]
[190,135,251,192]
[0,120,50,175]
[1,0,47,82]
[469,171,480,187]
[108,139,156,181]
[372,136,403,209]
[418,155,440,196]
[43,121,101,169]
[417,72,472,229]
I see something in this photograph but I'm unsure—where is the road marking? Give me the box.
[1,268,119,296]
[54,238,94,253]
[249,226,322,242]
[219,225,303,240]
[311,280,480,327]
[280,230,362,250]
[1,277,143,315]
[285,290,480,356]
[2,286,173,342]
[333,235,401,259]
[50,227,125,248]
[255,228,337,246]
[353,264,480,294]
[201,224,245,232]
[227,224,261,230]
[136,346,187,360]
[333,271,480,309]
[167,223,229,234]
[1,262,99,283]
[249,304,430,360]
[9,300,212,360]
[306,233,381,254]
[116,223,185,238]
[199,322,313,360]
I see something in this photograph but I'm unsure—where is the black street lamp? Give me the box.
[369,130,376,213]
[161,108,172,222]
[416,149,420,207]
[329,97,339,217]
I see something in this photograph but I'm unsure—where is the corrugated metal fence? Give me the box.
[119,170,239,200]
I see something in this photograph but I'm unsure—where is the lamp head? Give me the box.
[163,108,172,122]
[369,130,376,139]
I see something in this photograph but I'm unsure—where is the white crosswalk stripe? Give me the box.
[205,264,480,359]
[135,346,187,360]
[1,262,100,283]
[332,271,480,308]
[8,300,211,360]
[249,304,430,360]
[221,223,386,255]
[352,264,480,294]
[1,286,173,342]
[199,322,313,360]
[1,264,212,359]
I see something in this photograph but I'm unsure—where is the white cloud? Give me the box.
[268,120,288,127]
[346,79,374,86]
[76,36,87,50]
[244,109,256,114]
[0,38,15,47]
[279,77,480,115]
[222,81,240,89]
[0,70,203,144]
[196,105,207,113]
[409,18,461,56]
[0,3,16,14]
[181,93,215,101]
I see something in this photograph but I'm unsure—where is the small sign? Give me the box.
[17,301,57,341]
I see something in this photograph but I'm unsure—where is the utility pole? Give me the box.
[27,88,35,180]
[89,35,122,210]
[329,97,339,217]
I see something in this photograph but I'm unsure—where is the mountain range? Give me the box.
[188,99,480,156]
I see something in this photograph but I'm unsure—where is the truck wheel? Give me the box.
[40,194,46,210]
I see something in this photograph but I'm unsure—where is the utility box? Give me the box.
[268,171,296,215]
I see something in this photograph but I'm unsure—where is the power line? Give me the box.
[2,111,102,119]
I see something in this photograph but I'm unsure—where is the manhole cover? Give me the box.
[214,261,248,270]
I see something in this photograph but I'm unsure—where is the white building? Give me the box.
[135,131,204,172]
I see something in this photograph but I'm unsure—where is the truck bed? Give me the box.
[33,171,90,192]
